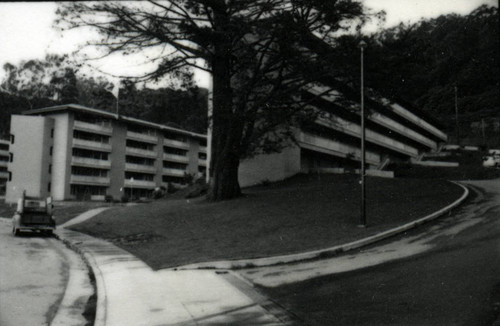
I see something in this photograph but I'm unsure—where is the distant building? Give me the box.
[6,104,207,203]
[238,80,448,187]
[0,139,9,196]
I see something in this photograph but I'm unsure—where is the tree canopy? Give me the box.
[56,0,379,200]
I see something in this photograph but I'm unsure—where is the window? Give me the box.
[8,171,12,181]
[73,130,109,143]
[163,161,187,170]
[163,146,188,156]
[48,182,51,192]
[49,165,52,174]
[71,166,108,177]
[198,152,207,160]
[72,148,109,160]
[50,146,53,156]
[9,134,14,144]
[126,155,155,166]
[51,129,54,138]
[9,153,13,163]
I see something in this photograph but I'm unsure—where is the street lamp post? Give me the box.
[359,40,367,227]
[454,86,460,145]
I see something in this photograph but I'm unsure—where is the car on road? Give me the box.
[482,155,500,168]
[12,193,56,236]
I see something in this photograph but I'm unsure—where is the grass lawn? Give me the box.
[68,174,465,269]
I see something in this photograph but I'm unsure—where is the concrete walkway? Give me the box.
[55,181,470,326]
[57,211,293,326]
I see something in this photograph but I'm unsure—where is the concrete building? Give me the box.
[6,81,448,201]
[238,80,448,187]
[6,104,207,203]
[0,139,9,196]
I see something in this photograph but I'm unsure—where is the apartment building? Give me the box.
[5,104,207,203]
[0,139,9,196]
[238,80,448,186]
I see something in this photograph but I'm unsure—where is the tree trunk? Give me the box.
[206,20,243,201]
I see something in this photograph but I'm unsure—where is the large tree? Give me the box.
[56,0,378,201]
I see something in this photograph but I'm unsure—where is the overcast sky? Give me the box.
[0,0,497,88]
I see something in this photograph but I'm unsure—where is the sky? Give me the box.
[0,0,497,89]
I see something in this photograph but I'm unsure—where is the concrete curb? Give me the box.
[174,181,469,270]
[55,231,107,326]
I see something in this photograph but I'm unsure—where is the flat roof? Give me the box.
[23,104,207,139]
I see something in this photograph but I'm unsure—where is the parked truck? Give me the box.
[12,192,56,236]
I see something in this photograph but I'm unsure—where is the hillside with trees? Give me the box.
[0,55,208,138]
[362,5,499,146]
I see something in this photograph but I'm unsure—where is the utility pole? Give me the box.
[359,40,367,227]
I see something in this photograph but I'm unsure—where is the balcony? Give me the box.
[72,138,112,152]
[126,130,158,144]
[299,132,380,165]
[198,158,207,167]
[71,157,111,168]
[0,171,9,180]
[0,149,9,157]
[74,120,112,135]
[370,113,437,150]
[70,175,110,185]
[0,160,8,168]
[163,138,190,149]
[123,179,156,188]
[385,101,448,142]
[316,116,419,158]
[199,145,207,153]
[125,163,157,173]
[162,168,186,177]
[163,153,189,163]
[125,147,158,158]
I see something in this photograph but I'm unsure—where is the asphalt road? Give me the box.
[248,179,500,325]
[0,220,74,326]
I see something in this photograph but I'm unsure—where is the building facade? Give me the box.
[6,104,207,203]
[238,81,448,187]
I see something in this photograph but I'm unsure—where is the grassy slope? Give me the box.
[69,174,464,269]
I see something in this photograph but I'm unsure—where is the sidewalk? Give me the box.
[57,224,294,326]
[56,182,469,326]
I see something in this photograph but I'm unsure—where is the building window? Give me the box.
[51,129,54,138]
[8,171,12,181]
[71,166,108,177]
[9,153,13,163]
[72,148,109,161]
[163,146,188,156]
[163,161,187,170]
[49,164,52,174]
[9,134,14,144]
[48,182,51,192]
[198,152,207,160]
[50,146,53,156]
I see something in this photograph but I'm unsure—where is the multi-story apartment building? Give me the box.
[238,80,448,186]
[5,104,207,203]
[6,81,447,202]
[0,139,10,196]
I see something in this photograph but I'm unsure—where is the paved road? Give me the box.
[243,179,500,325]
[0,219,88,326]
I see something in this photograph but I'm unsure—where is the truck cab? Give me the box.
[12,192,56,236]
